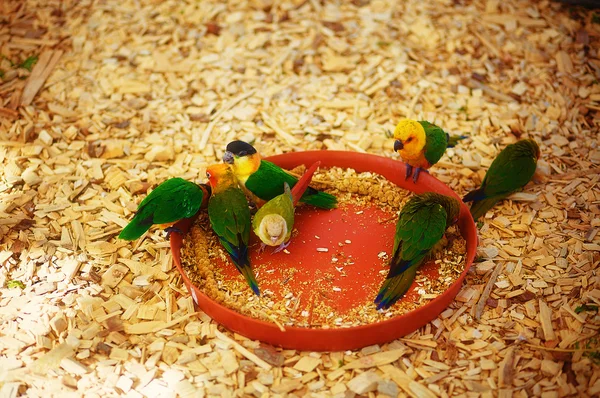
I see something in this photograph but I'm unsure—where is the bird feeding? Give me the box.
[118,132,532,350]
[178,163,467,328]
[170,150,477,351]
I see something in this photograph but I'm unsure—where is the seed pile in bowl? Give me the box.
[179,166,467,329]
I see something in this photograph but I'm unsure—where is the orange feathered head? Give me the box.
[206,163,236,191]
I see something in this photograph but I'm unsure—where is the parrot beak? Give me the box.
[223,151,234,164]
[270,236,279,243]
[393,140,404,151]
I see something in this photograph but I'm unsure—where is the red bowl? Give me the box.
[170,151,477,351]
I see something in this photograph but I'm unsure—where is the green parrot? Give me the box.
[392,119,466,182]
[463,139,540,221]
[252,161,321,253]
[375,192,461,310]
[222,140,337,209]
[206,163,260,296]
[119,178,211,241]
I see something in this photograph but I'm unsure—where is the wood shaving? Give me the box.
[0,0,598,396]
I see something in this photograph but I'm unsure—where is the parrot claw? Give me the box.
[404,164,413,180]
[248,201,258,215]
[412,168,429,183]
[165,226,183,240]
[258,243,267,253]
[272,241,290,254]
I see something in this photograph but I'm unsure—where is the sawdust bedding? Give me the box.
[1,0,600,396]
[180,165,467,329]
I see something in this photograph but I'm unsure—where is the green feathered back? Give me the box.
[420,121,449,166]
[245,161,337,209]
[208,187,251,254]
[208,185,259,295]
[464,139,539,220]
[419,121,467,166]
[119,178,206,241]
[375,192,460,309]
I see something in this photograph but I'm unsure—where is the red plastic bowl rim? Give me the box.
[170,150,477,348]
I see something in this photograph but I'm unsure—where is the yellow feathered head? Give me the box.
[393,119,427,158]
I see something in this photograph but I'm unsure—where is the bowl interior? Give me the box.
[170,151,477,351]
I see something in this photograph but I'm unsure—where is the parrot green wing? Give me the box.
[375,198,448,309]
[479,147,538,198]
[245,161,337,209]
[395,201,448,270]
[463,141,538,220]
[246,161,297,201]
[208,187,250,248]
[119,178,205,240]
[420,121,449,166]
[150,180,205,224]
[136,178,182,208]
[208,187,259,295]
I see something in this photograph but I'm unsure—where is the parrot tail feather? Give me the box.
[468,197,501,221]
[374,278,393,305]
[290,161,321,206]
[447,134,468,148]
[221,240,245,267]
[375,275,404,310]
[463,188,485,203]
[220,238,260,296]
[118,214,154,241]
[300,188,337,209]
[374,266,418,310]
[240,265,261,296]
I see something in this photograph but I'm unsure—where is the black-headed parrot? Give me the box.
[222,140,337,209]
[252,161,321,253]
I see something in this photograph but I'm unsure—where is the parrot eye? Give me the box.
[239,150,247,156]
[206,172,211,178]
[406,137,413,143]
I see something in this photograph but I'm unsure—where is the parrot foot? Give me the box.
[165,226,183,240]
[272,241,290,254]
[248,201,258,215]
[412,167,429,183]
[258,243,267,253]
[404,164,413,180]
